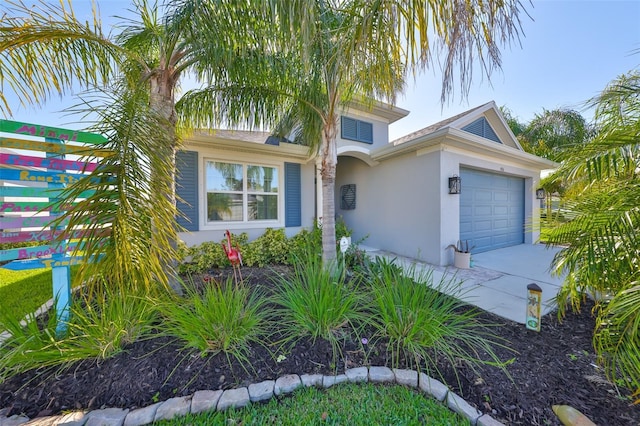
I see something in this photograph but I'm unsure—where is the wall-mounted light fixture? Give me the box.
[449,175,461,194]
[536,188,545,200]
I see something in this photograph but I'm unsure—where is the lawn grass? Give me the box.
[0,266,80,327]
[0,268,54,323]
[156,382,469,425]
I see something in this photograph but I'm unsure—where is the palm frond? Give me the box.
[50,84,179,295]
[547,70,639,398]
[0,0,124,116]
[594,283,640,403]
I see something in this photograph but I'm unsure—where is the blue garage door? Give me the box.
[460,168,524,253]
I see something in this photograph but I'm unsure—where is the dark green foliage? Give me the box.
[545,71,640,400]
[244,228,291,266]
[179,218,362,274]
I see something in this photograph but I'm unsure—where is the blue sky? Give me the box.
[3,0,639,141]
[389,0,640,140]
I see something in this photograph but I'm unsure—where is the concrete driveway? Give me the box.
[465,244,565,323]
[367,243,566,324]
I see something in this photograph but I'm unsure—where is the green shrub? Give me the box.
[287,227,321,263]
[241,228,290,267]
[259,228,290,265]
[178,232,249,273]
[65,287,160,358]
[179,218,361,273]
[365,258,510,380]
[159,277,270,364]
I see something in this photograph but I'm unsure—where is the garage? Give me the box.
[459,168,525,253]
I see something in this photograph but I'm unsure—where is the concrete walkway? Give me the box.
[362,244,565,324]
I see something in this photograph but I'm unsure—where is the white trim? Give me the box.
[372,127,556,169]
[185,137,313,162]
[346,98,410,124]
[337,146,378,166]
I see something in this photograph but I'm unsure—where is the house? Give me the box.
[176,100,555,266]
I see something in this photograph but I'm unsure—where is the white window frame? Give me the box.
[201,155,283,230]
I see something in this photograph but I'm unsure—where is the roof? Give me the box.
[191,129,272,144]
[391,103,490,146]
[373,101,557,170]
[347,98,410,124]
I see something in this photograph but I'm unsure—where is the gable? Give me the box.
[462,117,501,144]
[452,103,522,150]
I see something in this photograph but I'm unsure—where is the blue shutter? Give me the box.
[176,150,199,231]
[341,116,374,144]
[284,162,301,227]
[341,116,358,140]
[358,121,373,143]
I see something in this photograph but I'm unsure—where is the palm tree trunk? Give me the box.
[320,115,338,264]
[149,72,182,295]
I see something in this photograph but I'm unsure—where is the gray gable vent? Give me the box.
[462,117,501,144]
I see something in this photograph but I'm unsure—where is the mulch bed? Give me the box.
[0,266,638,425]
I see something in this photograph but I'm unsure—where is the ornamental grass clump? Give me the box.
[160,277,270,364]
[365,258,511,381]
[0,285,159,383]
[271,249,368,355]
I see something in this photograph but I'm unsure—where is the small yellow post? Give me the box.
[526,283,542,331]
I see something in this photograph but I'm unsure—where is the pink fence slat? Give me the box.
[0,153,98,172]
[0,228,110,244]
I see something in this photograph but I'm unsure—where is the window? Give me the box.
[341,116,373,144]
[206,160,279,223]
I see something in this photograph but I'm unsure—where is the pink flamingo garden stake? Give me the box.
[222,230,243,285]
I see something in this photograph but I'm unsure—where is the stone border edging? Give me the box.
[0,366,504,426]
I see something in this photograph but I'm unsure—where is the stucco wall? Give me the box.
[336,151,444,265]
[337,143,543,267]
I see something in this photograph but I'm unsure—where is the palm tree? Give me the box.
[1,0,266,291]
[2,0,528,268]
[180,0,528,263]
[500,106,527,139]
[519,108,592,161]
[55,84,180,295]
[544,70,640,400]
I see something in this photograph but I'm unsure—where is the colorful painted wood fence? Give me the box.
[0,119,110,334]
